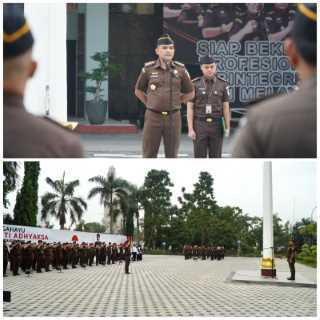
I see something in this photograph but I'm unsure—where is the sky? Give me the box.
[5,160,317,229]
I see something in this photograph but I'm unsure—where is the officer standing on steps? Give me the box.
[135,34,194,158]
[187,56,230,158]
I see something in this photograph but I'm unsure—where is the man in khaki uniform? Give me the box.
[124,242,131,274]
[187,56,230,157]
[3,13,83,158]
[135,34,194,158]
[232,3,316,158]
[287,240,296,280]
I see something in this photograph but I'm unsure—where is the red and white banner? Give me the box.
[3,224,127,244]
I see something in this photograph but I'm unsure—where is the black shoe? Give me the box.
[37,271,42,273]
[287,277,293,280]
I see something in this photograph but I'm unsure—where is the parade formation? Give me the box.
[183,244,225,260]
[3,240,143,276]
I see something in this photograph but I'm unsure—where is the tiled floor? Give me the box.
[3,255,317,317]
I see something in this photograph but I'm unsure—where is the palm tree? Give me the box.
[121,183,141,237]
[41,172,87,229]
[3,161,20,208]
[88,166,129,234]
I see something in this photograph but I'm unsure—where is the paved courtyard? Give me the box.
[80,133,233,158]
[3,255,317,317]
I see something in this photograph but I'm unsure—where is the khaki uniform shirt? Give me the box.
[232,76,316,158]
[192,76,229,118]
[135,59,194,112]
[4,92,83,158]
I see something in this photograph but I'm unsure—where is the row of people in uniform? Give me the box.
[183,245,225,260]
[3,240,142,277]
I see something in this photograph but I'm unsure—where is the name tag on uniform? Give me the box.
[150,72,159,79]
[205,104,212,114]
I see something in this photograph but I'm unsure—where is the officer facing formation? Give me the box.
[232,3,317,158]
[3,12,83,158]
[187,56,231,158]
[135,34,194,158]
[124,242,131,274]
[287,240,296,280]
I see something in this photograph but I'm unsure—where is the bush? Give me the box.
[310,245,317,257]
[297,244,317,268]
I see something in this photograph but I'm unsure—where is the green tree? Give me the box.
[13,162,40,226]
[41,172,87,229]
[179,172,218,245]
[83,222,107,233]
[167,205,188,252]
[140,170,173,249]
[122,183,140,237]
[88,166,129,233]
[3,213,15,225]
[3,161,19,209]
[75,219,86,231]
[292,218,317,248]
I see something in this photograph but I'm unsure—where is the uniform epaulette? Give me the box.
[43,116,74,131]
[192,77,201,82]
[217,75,227,82]
[173,61,185,67]
[144,60,156,67]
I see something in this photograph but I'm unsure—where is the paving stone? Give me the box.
[3,255,317,317]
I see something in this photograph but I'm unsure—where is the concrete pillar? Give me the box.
[261,161,276,277]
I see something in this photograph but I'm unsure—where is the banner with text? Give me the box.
[164,3,297,108]
[3,224,127,244]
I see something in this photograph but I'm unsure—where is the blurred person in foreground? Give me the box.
[3,12,83,158]
[232,3,316,158]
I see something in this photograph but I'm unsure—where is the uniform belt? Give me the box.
[194,116,220,123]
[147,108,180,116]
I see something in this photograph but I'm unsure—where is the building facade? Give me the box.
[17,3,162,126]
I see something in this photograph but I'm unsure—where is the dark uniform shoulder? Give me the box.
[217,75,227,83]
[173,60,185,68]
[144,60,156,68]
[192,77,202,83]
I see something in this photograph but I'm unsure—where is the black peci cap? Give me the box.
[199,55,215,65]
[3,12,34,59]
[157,34,174,46]
[291,3,316,65]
